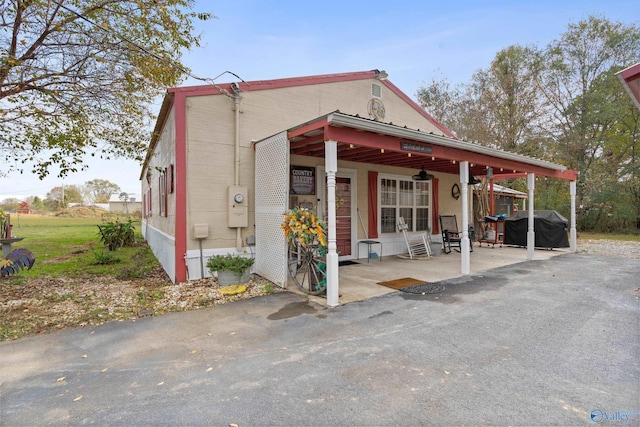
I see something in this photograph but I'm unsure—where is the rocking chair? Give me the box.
[439,215,474,254]
[397,217,432,259]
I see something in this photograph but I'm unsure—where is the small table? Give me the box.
[357,240,382,263]
[1,237,25,257]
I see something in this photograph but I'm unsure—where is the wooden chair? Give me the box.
[397,217,431,259]
[439,215,474,254]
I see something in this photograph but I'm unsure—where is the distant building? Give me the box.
[17,202,30,214]
[108,193,141,213]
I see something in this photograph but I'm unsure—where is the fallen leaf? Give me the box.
[190,350,197,354]
[206,367,213,372]
[101,367,109,373]
[73,395,83,402]
[81,354,87,359]
[157,381,164,386]
[444,370,450,375]
[56,377,66,382]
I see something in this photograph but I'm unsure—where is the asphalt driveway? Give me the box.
[1,253,638,426]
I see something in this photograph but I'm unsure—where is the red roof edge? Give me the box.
[380,79,457,139]
[168,70,379,97]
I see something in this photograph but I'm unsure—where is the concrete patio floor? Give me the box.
[304,244,572,306]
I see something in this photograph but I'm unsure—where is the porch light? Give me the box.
[452,160,456,164]
[407,153,412,157]
[380,148,384,153]
[349,144,354,149]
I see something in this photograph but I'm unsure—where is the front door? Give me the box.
[318,168,356,260]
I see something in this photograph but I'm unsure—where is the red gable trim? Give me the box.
[167,70,456,138]
[169,70,379,97]
[380,79,457,139]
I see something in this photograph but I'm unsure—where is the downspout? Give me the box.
[232,82,243,251]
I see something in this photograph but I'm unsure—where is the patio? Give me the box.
[302,244,571,306]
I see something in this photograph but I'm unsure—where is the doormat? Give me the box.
[339,260,359,267]
[400,283,446,295]
[377,277,425,290]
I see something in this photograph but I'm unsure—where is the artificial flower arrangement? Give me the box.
[281,207,327,248]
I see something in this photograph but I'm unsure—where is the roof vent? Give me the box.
[371,83,382,98]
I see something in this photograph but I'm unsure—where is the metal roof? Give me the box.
[283,111,578,180]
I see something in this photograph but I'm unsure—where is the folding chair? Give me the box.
[397,217,432,259]
[439,215,474,254]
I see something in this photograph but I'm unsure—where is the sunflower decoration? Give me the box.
[281,207,327,248]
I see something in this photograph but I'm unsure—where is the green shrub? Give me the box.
[206,254,255,275]
[97,219,135,251]
[92,250,121,265]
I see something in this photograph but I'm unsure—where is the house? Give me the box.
[617,63,640,110]
[108,193,142,213]
[141,70,578,305]
[17,202,30,214]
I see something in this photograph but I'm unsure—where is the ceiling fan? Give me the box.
[412,165,434,181]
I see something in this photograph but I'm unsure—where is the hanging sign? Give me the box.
[290,166,315,195]
[400,142,433,154]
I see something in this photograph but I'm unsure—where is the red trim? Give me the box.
[368,171,378,239]
[174,92,188,283]
[380,80,457,139]
[169,70,379,98]
[431,178,439,234]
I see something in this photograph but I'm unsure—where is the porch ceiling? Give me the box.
[286,111,578,181]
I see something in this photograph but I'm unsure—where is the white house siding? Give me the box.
[142,222,176,282]
[142,105,177,280]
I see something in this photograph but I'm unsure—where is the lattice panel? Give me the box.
[254,131,290,287]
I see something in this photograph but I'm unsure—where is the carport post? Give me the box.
[570,181,577,251]
[325,140,339,307]
[527,173,535,260]
[460,161,471,275]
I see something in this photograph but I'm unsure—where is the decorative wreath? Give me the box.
[281,207,327,248]
[451,183,461,200]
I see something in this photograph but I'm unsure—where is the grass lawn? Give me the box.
[1,212,276,341]
[7,214,158,278]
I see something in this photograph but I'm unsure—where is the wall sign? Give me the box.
[290,166,315,195]
[400,142,433,154]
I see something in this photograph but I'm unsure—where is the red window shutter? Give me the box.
[367,171,378,239]
[431,177,439,234]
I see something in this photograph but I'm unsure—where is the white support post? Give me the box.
[460,161,470,275]
[325,140,339,307]
[570,181,577,251]
[527,173,535,260]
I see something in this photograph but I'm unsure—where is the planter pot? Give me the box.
[217,269,251,285]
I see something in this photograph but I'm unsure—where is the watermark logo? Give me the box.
[591,409,640,423]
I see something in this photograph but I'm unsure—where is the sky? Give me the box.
[1,0,638,202]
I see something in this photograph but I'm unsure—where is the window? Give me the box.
[380,176,430,233]
[158,169,168,217]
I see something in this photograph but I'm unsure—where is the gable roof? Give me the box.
[617,63,640,110]
[141,70,456,179]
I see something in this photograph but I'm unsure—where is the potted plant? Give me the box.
[206,253,255,285]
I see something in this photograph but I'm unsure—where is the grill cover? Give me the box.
[504,210,570,248]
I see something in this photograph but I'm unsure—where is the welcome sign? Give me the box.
[290,166,315,195]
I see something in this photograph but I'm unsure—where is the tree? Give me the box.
[0,197,20,212]
[538,16,640,229]
[0,0,213,179]
[45,184,83,209]
[85,179,120,203]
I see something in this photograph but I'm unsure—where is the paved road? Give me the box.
[1,254,638,426]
